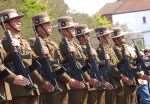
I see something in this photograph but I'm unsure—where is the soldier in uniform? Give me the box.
[112,28,137,104]
[75,24,114,104]
[95,27,123,104]
[58,16,90,104]
[0,9,52,104]
[30,13,84,104]
[0,43,31,104]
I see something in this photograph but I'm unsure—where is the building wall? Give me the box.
[112,10,150,49]
[143,32,150,49]
[112,10,150,33]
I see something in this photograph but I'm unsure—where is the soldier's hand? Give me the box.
[121,75,133,85]
[69,78,85,89]
[68,46,76,53]
[42,81,55,92]
[41,47,49,55]
[103,81,114,90]
[89,78,99,87]
[13,75,30,86]
[90,48,97,56]
[11,38,20,47]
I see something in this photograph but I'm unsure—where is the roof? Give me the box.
[99,0,150,15]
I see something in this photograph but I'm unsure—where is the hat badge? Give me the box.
[61,21,66,27]
[77,30,81,34]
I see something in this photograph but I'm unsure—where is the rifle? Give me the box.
[100,45,116,89]
[118,45,135,80]
[132,41,147,73]
[85,41,114,90]
[0,16,38,94]
[32,25,63,93]
[63,37,86,82]
[86,42,103,80]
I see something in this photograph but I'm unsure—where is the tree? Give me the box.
[93,15,112,28]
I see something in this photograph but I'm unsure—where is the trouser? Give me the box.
[137,84,150,104]
[1,100,12,104]
[97,90,105,104]
[12,96,39,104]
[39,91,68,104]
[68,89,88,104]
[116,87,125,104]
[124,86,137,104]
[105,90,116,104]
[87,90,97,104]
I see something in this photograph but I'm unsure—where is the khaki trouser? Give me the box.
[97,90,105,104]
[39,91,68,104]
[68,89,88,104]
[2,101,12,104]
[116,87,125,104]
[124,86,137,104]
[105,90,116,104]
[12,96,39,104]
[87,90,97,104]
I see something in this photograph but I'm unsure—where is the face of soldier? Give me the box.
[77,34,89,45]
[36,23,52,38]
[113,36,125,46]
[7,18,22,33]
[61,27,75,40]
[98,34,110,45]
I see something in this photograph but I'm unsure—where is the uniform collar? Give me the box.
[13,34,21,39]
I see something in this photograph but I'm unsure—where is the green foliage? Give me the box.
[19,0,47,17]
[68,13,95,27]
[94,15,112,27]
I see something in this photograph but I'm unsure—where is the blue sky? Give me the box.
[64,0,116,15]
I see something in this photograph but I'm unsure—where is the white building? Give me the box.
[99,0,150,49]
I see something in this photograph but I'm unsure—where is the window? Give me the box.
[142,16,147,24]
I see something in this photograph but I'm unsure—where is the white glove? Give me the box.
[11,38,20,47]
[13,75,30,86]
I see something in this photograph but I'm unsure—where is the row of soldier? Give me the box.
[0,8,150,104]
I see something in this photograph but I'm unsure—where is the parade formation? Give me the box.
[0,8,150,104]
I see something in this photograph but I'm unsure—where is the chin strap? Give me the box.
[7,21,20,33]
[40,24,49,37]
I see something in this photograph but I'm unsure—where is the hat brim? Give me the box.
[76,29,93,36]
[9,14,24,20]
[59,23,78,29]
[112,32,128,39]
[96,31,113,37]
[35,21,50,26]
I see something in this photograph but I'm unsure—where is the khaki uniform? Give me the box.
[97,45,123,104]
[30,37,68,104]
[59,39,88,104]
[2,34,47,104]
[114,44,137,104]
[0,45,15,104]
[81,45,99,104]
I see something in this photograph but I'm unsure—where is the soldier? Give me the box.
[30,13,82,104]
[75,24,114,104]
[0,43,31,104]
[111,27,137,104]
[0,9,52,104]
[58,16,90,104]
[95,27,123,104]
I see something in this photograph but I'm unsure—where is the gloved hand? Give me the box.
[89,78,99,87]
[13,75,30,86]
[11,38,20,47]
[42,81,55,92]
[103,81,114,90]
[41,46,49,55]
[69,78,85,89]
